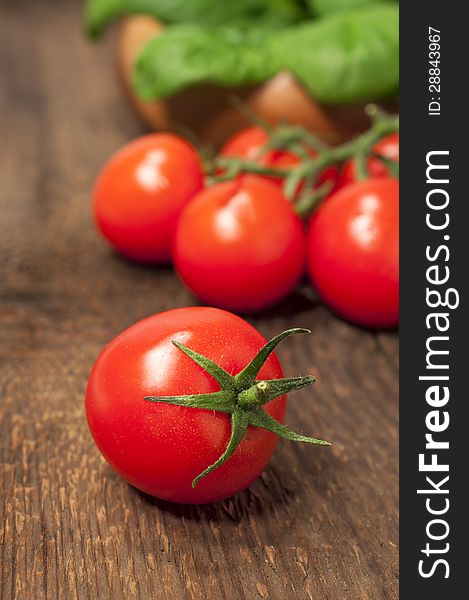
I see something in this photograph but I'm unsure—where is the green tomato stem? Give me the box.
[144,328,330,488]
[211,104,399,215]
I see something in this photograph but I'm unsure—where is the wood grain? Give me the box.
[0,1,398,598]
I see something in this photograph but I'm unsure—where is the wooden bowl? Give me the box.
[117,15,395,148]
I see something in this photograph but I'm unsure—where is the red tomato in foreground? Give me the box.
[93,134,203,263]
[173,175,306,312]
[340,133,399,188]
[85,307,286,504]
[221,126,338,193]
[307,178,399,329]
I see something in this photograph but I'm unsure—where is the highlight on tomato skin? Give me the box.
[92,133,204,264]
[306,178,399,330]
[172,175,307,313]
[84,307,330,505]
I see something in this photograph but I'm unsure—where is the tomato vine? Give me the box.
[211,104,399,217]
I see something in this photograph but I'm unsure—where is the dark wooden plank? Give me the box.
[0,2,398,598]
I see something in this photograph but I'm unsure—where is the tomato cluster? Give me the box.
[87,124,398,504]
[93,126,399,328]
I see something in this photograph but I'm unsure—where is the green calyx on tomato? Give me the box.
[145,327,330,488]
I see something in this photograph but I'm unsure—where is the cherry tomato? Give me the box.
[221,126,338,193]
[173,175,306,312]
[306,178,399,329]
[339,133,399,188]
[93,133,203,264]
[221,126,274,164]
[85,307,286,504]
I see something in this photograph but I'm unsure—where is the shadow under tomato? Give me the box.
[247,286,319,321]
[121,443,342,523]
[317,303,400,334]
[178,283,322,324]
[100,250,398,333]
[130,465,298,523]
[106,248,175,274]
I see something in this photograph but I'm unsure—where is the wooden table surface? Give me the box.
[0,2,398,598]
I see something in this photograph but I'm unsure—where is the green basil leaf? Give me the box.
[85,0,305,39]
[270,5,399,103]
[133,25,278,100]
[305,0,396,17]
